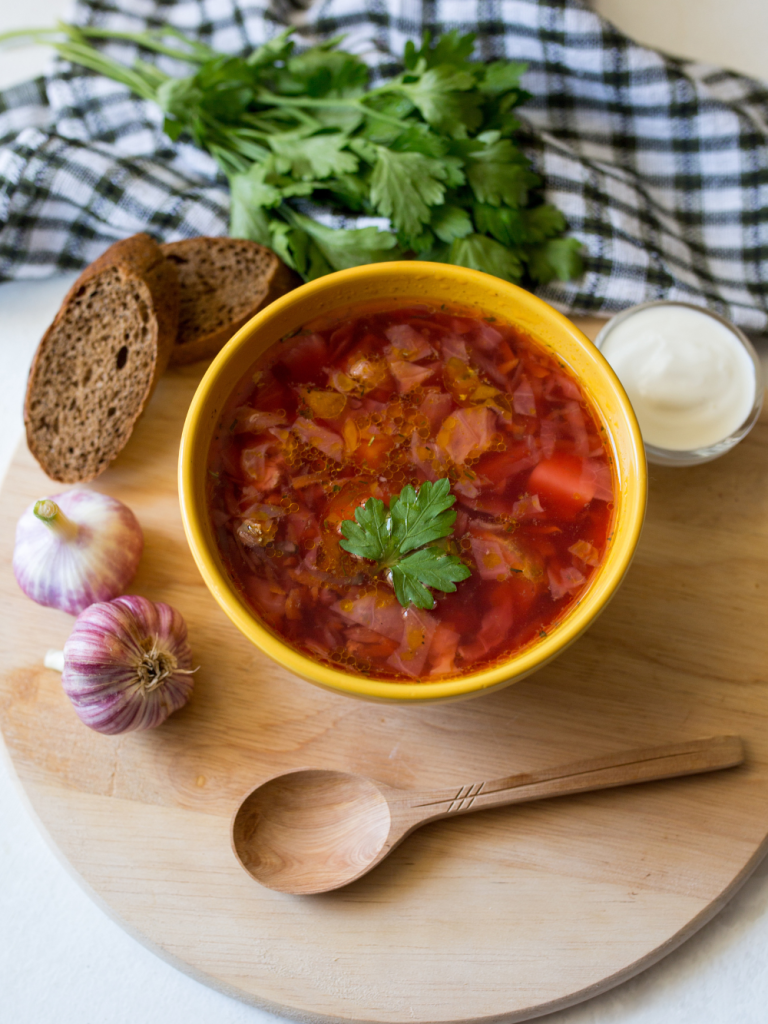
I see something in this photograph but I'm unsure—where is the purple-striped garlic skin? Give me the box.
[13,488,143,615]
[62,595,195,734]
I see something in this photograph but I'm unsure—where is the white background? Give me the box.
[2,2,768,1022]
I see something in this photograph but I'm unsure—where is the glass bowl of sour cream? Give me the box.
[594,301,764,466]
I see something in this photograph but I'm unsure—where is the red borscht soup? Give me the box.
[208,304,615,681]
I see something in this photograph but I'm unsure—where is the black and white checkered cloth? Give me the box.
[1,0,767,331]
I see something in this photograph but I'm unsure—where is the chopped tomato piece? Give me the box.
[346,625,400,660]
[460,492,513,516]
[327,323,356,362]
[278,333,328,383]
[245,578,285,627]
[501,575,540,618]
[352,430,395,470]
[459,582,516,662]
[286,506,320,547]
[252,373,293,413]
[528,453,595,518]
[324,480,377,528]
[475,442,539,489]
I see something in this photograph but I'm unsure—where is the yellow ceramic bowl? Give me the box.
[179,262,646,704]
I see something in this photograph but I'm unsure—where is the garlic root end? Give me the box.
[45,649,65,672]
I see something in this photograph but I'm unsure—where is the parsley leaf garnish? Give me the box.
[339,479,471,610]
[391,547,470,610]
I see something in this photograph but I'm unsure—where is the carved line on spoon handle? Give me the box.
[405,736,744,821]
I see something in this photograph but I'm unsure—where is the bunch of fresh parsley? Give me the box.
[5,23,582,284]
[340,478,471,609]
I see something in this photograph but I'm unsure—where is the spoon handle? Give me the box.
[404,735,744,821]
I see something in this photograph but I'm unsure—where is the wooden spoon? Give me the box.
[231,735,743,895]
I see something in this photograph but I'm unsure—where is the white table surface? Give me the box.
[2,3,768,1022]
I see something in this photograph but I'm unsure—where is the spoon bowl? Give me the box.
[232,769,395,894]
[232,736,744,895]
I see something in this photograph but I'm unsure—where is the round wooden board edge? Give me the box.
[5,727,768,1024]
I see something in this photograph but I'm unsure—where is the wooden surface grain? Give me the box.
[2,318,768,1023]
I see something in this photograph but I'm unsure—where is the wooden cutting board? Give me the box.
[2,320,768,1024]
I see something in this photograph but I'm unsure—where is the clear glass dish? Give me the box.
[594,300,764,467]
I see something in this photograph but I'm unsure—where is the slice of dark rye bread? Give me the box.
[161,237,299,365]
[24,233,179,483]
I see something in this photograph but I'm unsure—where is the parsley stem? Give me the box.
[355,104,417,130]
[0,23,206,69]
[227,131,271,162]
[133,58,170,90]
[0,27,61,42]
[255,89,360,111]
[210,143,249,176]
[67,24,214,63]
[253,89,408,130]
[46,41,160,100]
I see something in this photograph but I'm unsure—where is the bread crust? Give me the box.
[24,233,179,483]
[161,237,299,365]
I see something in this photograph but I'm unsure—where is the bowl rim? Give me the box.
[179,262,647,703]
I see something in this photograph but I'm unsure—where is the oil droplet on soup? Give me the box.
[208,304,615,681]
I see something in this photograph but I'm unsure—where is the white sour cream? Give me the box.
[599,305,756,451]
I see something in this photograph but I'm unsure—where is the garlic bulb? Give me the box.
[60,595,195,734]
[13,488,143,615]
